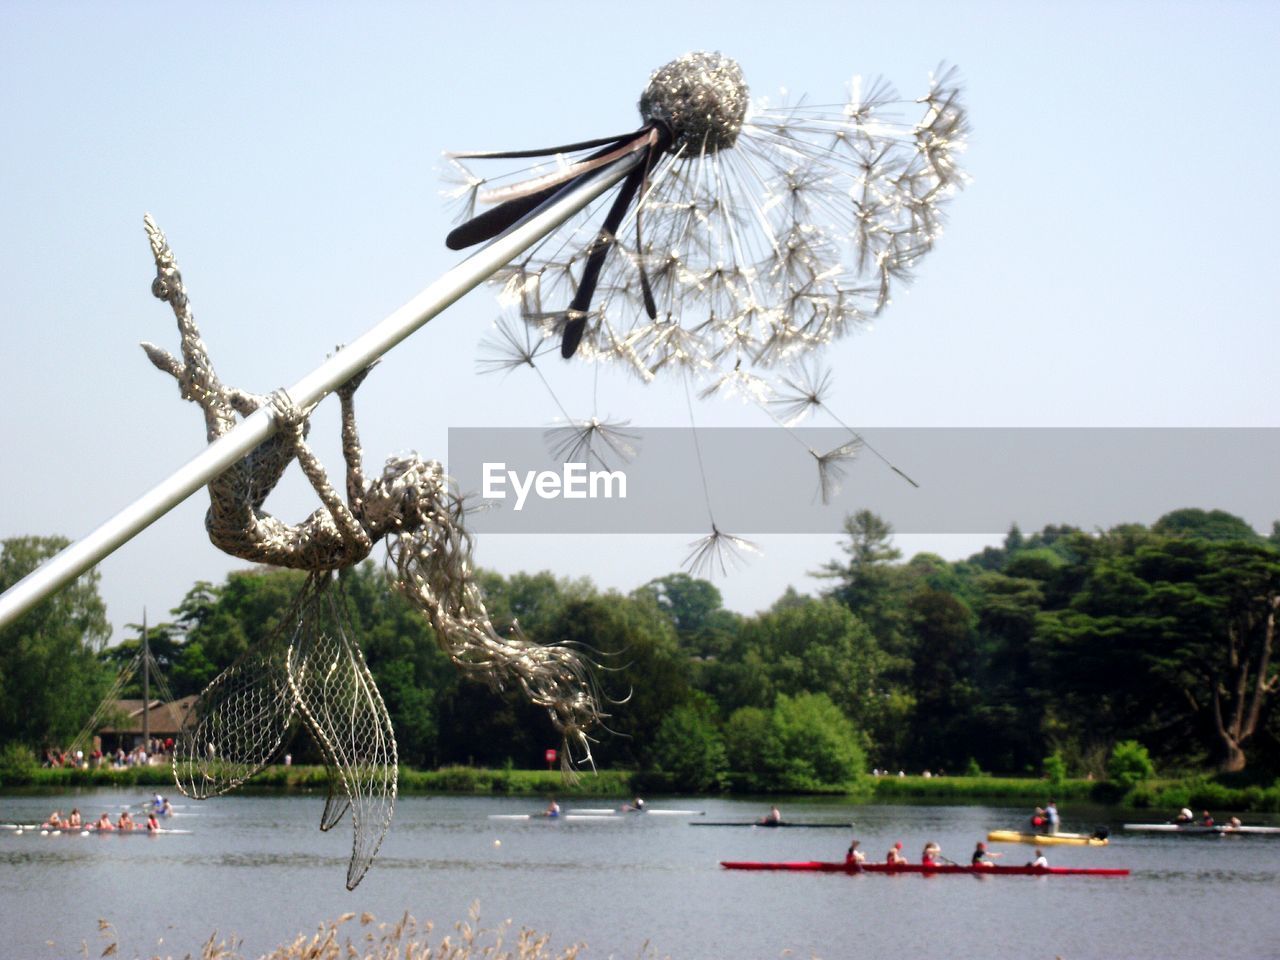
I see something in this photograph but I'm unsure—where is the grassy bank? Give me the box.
[871,774,1280,813]
[6,765,1280,812]
[0,763,634,797]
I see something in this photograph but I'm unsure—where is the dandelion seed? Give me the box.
[544,417,639,469]
[476,315,551,375]
[811,439,863,505]
[683,524,760,578]
[445,53,967,379]
[769,360,835,425]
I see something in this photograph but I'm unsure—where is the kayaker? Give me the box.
[1174,807,1194,824]
[117,810,136,831]
[921,841,941,866]
[67,809,82,829]
[41,810,63,830]
[845,839,866,865]
[1045,800,1060,835]
[1028,848,1048,868]
[1030,806,1046,830]
[971,841,1001,867]
[94,813,115,832]
[1228,816,1242,829]
[760,806,782,825]
[543,798,561,818]
[1200,810,1214,827]
[887,842,907,864]
[146,813,161,833]
[622,797,646,813]
[160,798,174,817]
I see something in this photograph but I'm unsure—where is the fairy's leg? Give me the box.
[139,215,236,442]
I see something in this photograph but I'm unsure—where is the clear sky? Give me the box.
[1,1,1277,641]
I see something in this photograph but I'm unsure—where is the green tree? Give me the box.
[650,693,727,791]
[1153,508,1262,544]
[768,693,866,790]
[0,536,111,750]
[634,573,741,659]
[1108,740,1155,789]
[1037,536,1280,772]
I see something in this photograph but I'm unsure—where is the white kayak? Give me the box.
[1123,823,1280,835]
[487,814,618,821]
[567,808,705,816]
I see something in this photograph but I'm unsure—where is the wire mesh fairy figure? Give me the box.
[139,215,602,889]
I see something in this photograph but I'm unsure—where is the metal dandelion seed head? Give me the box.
[639,51,748,152]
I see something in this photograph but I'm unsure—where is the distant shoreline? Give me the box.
[4,765,1279,814]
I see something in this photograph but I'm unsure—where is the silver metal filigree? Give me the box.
[446,53,968,380]
[144,216,602,888]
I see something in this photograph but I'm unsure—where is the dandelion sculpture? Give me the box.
[0,51,968,894]
[448,51,967,568]
[140,216,602,889]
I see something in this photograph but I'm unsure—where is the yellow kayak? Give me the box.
[987,829,1109,847]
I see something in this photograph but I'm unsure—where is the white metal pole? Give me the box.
[0,155,639,630]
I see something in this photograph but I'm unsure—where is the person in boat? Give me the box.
[1228,816,1242,829]
[117,810,136,832]
[1045,799,1060,835]
[845,839,866,865]
[621,797,646,813]
[921,842,941,866]
[887,841,907,864]
[1028,848,1048,869]
[146,813,161,833]
[1175,807,1194,824]
[1200,810,1214,827]
[1030,806,1046,830]
[94,813,115,832]
[543,798,561,818]
[160,797,174,817]
[41,810,64,830]
[760,806,783,825]
[971,841,1001,867]
[66,809,82,829]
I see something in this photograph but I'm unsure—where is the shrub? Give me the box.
[1108,740,1155,790]
[1042,751,1067,786]
[0,743,37,786]
[650,696,728,792]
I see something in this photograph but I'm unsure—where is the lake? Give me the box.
[2,791,1278,959]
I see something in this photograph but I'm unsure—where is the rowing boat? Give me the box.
[987,829,1108,846]
[720,860,1128,877]
[1123,823,1280,835]
[486,814,618,821]
[567,808,705,816]
[692,821,852,829]
[1,824,190,835]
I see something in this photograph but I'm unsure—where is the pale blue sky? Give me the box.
[1,1,1277,639]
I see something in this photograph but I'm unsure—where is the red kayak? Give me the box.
[720,860,1128,877]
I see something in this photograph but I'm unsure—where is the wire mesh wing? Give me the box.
[286,574,398,890]
[172,631,297,799]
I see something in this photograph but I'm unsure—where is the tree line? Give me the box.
[2,506,1278,792]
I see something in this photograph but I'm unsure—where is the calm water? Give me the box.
[2,791,1279,959]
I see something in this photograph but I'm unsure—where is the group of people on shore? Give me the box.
[844,838,1048,869]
